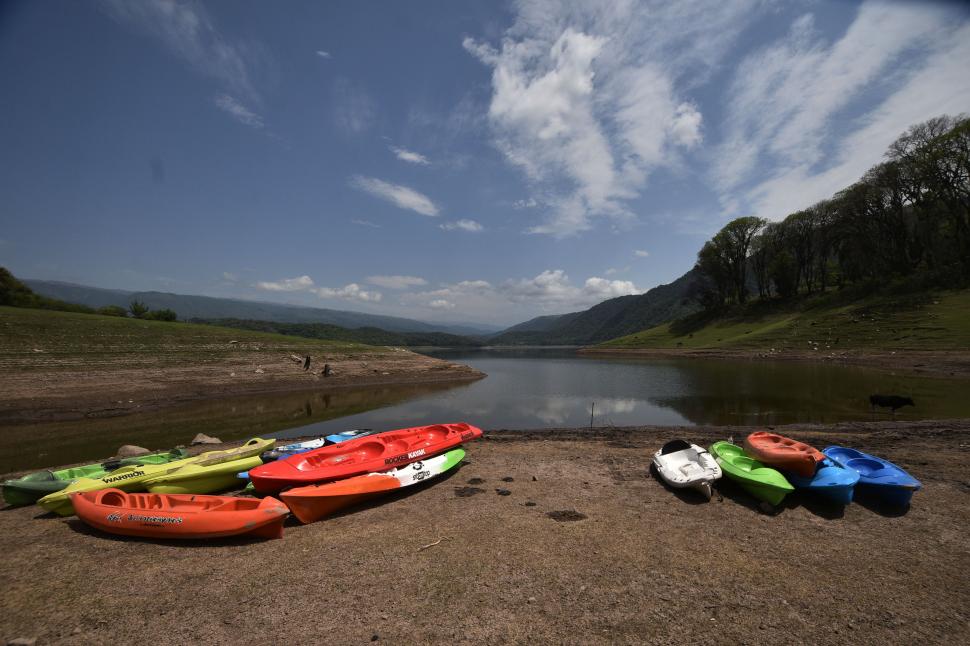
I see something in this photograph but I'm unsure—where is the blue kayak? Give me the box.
[783,457,859,505]
[823,446,921,506]
[325,429,374,444]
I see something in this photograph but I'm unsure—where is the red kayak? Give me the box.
[72,489,289,540]
[249,422,482,494]
[743,431,825,478]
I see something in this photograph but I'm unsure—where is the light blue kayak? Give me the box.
[325,429,374,444]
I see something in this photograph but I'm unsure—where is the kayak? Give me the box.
[38,438,274,516]
[325,429,374,444]
[651,440,722,500]
[249,423,482,494]
[783,457,859,505]
[709,441,794,506]
[142,456,264,494]
[282,448,465,523]
[259,437,329,463]
[1,448,186,507]
[823,446,921,507]
[743,431,825,478]
[72,489,289,540]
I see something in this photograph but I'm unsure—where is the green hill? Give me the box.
[491,269,702,345]
[192,318,485,347]
[596,289,970,352]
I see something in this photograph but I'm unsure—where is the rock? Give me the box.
[532,476,538,481]
[116,444,149,458]
[72,627,82,635]
[371,635,379,642]
[527,597,536,604]
[524,501,537,507]
[7,638,37,646]
[454,486,485,497]
[495,488,512,496]
[546,510,587,522]
[501,476,514,482]
[467,477,485,485]
[191,433,222,445]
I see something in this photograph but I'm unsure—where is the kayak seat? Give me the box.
[660,439,692,455]
[846,458,886,476]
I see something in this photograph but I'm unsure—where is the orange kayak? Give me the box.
[249,422,482,494]
[743,431,825,478]
[71,489,289,540]
[282,448,465,523]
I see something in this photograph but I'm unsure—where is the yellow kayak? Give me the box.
[38,438,274,516]
[143,455,263,495]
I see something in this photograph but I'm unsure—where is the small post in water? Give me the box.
[590,401,595,430]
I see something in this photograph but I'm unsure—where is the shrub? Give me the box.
[97,305,128,317]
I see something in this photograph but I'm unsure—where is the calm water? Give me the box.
[3,348,969,473]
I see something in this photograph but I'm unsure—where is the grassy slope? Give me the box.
[0,306,380,371]
[597,289,970,351]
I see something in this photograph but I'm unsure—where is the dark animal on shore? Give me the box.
[303,355,311,371]
[322,363,332,377]
[869,394,915,414]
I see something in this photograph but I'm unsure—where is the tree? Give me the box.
[144,308,177,322]
[713,216,766,304]
[693,240,731,309]
[129,300,149,319]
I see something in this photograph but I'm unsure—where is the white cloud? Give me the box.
[254,275,314,292]
[221,271,238,282]
[390,146,430,165]
[429,299,455,310]
[513,198,538,209]
[634,250,649,258]
[367,275,428,290]
[254,273,381,302]
[316,50,331,59]
[439,219,483,232]
[351,218,381,228]
[101,0,258,101]
[464,0,762,236]
[716,3,970,222]
[332,78,376,134]
[314,284,382,302]
[214,94,263,128]
[350,176,440,216]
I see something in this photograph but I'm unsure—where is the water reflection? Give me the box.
[4,348,969,474]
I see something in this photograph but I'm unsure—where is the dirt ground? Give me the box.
[0,348,483,424]
[580,347,970,379]
[2,419,968,645]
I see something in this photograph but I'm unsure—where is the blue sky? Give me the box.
[1,0,968,326]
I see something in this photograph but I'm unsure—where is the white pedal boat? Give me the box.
[652,439,722,500]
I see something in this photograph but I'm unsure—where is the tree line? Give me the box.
[695,114,970,309]
[0,267,177,321]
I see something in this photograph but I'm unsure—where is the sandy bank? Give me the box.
[2,419,968,644]
[0,348,484,423]
[580,346,970,378]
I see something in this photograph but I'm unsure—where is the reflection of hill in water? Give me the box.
[1,381,468,474]
[642,359,970,426]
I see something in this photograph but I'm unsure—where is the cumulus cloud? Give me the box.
[367,275,428,290]
[314,284,382,302]
[429,299,455,310]
[316,50,332,59]
[254,275,314,291]
[350,176,440,216]
[634,250,649,258]
[439,219,483,232]
[390,146,430,165]
[253,274,381,302]
[213,94,263,128]
[464,0,762,236]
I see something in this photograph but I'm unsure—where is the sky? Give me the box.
[1,0,969,327]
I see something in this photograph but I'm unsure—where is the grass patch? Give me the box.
[0,306,380,371]
[598,289,970,352]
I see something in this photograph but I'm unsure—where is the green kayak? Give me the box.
[709,441,794,507]
[1,448,187,507]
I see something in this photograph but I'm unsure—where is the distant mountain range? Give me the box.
[24,280,502,337]
[489,269,702,345]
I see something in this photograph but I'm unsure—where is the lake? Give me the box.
[3,348,969,473]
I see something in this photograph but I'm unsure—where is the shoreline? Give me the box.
[579,346,970,378]
[2,419,968,643]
